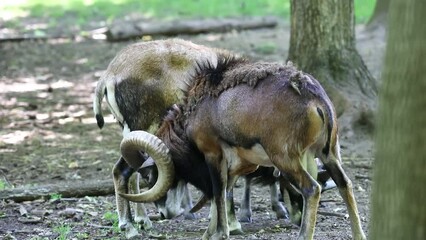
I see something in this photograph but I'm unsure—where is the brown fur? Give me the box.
[93,39,240,238]
[184,57,291,115]
[145,56,365,239]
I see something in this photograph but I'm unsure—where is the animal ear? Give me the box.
[141,157,155,168]
[289,71,303,95]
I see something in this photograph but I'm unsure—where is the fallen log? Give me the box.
[0,179,148,202]
[106,16,279,41]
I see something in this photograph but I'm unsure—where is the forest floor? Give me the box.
[0,16,386,239]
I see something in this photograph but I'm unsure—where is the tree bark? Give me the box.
[370,0,426,239]
[288,0,377,113]
[367,0,390,29]
[0,179,137,202]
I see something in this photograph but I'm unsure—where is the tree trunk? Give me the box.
[367,0,390,29]
[288,0,377,114]
[370,0,426,239]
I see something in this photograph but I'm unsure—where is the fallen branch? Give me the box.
[347,161,372,169]
[355,174,371,180]
[0,179,147,202]
[317,210,348,218]
[0,35,73,43]
[106,16,278,41]
[320,199,340,203]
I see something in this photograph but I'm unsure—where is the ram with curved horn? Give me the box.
[93,39,229,238]
[120,56,366,240]
[94,39,323,238]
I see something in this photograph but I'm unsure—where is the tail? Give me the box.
[317,94,335,158]
[93,78,106,129]
[300,73,336,158]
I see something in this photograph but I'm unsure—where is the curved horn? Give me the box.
[119,130,175,203]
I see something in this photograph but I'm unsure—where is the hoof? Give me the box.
[229,228,244,235]
[184,212,197,220]
[272,203,289,220]
[135,218,152,230]
[238,215,252,223]
[121,223,139,239]
[202,230,229,240]
[238,210,252,223]
[321,179,337,192]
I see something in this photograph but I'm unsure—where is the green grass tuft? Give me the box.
[53,224,72,240]
[103,211,120,233]
[49,193,62,201]
[0,180,7,190]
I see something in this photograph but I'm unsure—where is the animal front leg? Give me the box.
[181,181,197,220]
[238,176,252,222]
[204,200,218,240]
[203,159,230,240]
[128,173,152,230]
[279,176,303,225]
[226,175,243,235]
[269,181,288,219]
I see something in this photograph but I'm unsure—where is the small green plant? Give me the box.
[0,180,7,190]
[53,224,71,240]
[103,211,120,233]
[254,42,277,55]
[75,232,89,239]
[50,193,62,201]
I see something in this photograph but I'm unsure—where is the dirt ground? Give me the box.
[0,17,385,240]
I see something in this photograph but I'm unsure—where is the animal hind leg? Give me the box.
[272,153,321,240]
[320,151,366,240]
[112,156,139,239]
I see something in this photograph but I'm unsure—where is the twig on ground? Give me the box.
[355,174,371,180]
[317,210,348,218]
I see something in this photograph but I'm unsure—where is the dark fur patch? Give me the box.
[156,106,189,161]
[96,114,104,129]
[221,137,260,150]
[195,55,242,86]
[185,54,286,116]
[246,167,277,186]
[316,107,324,123]
[115,77,166,130]
[155,106,214,198]
[95,88,108,129]
[323,163,346,187]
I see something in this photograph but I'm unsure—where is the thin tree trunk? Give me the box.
[288,0,377,113]
[370,0,426,239]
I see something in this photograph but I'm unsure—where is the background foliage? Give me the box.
[2,0,375,25]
